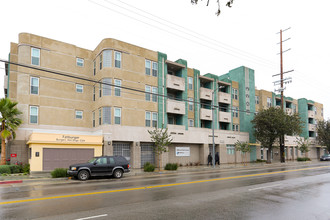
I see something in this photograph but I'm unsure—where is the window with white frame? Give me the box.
[93,87,96,101]
[76,84,83,93]
[188,98,194,111]
[152,61,158,77]
[93,60,96,75]
[103,50,112,68]
[188,77,193,90]
[99,108,102,125]
[114,108,121,125]
[30,106,38,124]
[145,60,151,75]
[145,111,151,127]
[115,51,121,68]
[232,124,239,131]
[30,77,39,95]
[145,85,151,101]
[102,107,111,124]
[152,112,158,127]
[114,79,121,97]
[226,145,235,155]
[189,119,194,127]
[102,78,112,96]
[75,110,83,119]
[76,58,84,67]
[267,97,272,107]
[260,148,264,160]
[99,53,103,70]
[232,107,239,118]
[152,87,158,102]
[92,111,95,127]
[31,48,40,66]
[255,96,259,104]
[232,88,238,100]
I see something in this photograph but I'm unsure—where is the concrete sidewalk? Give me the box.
[0,160,325,185]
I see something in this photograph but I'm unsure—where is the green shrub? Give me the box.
[22,164,30,174]
[0,165,11,174]
[51,168,69,178]
[297,157,311,161]
[143,162,155,172]
[255,159,267,163]
[9,165,20,174]
[164,163,178,170]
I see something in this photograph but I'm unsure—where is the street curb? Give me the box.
[0,180,23,184]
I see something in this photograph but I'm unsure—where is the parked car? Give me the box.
[320,154,330,161]
[67,156,130,180]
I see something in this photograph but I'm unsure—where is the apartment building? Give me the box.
[4,33,324,171]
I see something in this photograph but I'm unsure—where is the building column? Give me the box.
[132,142,141,169]
[200,144,209,165]
[103,136,113,156]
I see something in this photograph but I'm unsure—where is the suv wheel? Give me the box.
[78,170,90,181]
[113,169,123,179]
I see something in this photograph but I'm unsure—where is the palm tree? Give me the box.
[0,98,22,165]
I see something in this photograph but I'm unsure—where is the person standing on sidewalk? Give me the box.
[207,153,212,166]
[215,152,220,165]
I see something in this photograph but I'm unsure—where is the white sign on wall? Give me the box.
[176,147,190,157]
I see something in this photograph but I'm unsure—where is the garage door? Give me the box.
[43,148,94,171]
[113,142,131,162]
[141,143,155,168]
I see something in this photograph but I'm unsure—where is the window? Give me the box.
[31,48,40,66]
[188,98,194,111]
[293,104,297,113]
[255,96,259,104]
[145,85,151,101]
[189,119,194,127]
[115,51,121,68]
[145,111,151,127]
[114,108,121,125]
[99,83,102,98]
[76,58,84,67]
[99,53,103,70]
[226,145,235,155]
[93,61,96,75]
[92,111,95,127]
[152,112,158,127]
[188,77,193,90]
[99,108,102,125]
[315,107,317,115]
[114,79,121,97]
[321,108,324,117]
[75,110,83,119]
[152,62,158,77]
[93,87,96,101]
[232,88,238,100]
[30,106,38,124]
[102,78,112,96]
[232,107,239,118]
[267,97,272,107]
[103,50,112,68]
[152,87,158,102]
[260,148,264,160]
[76,84,83,93]
[103,107,111,124]
[232,124,239,131]
[145,60,151,75]
[30,77,39,95]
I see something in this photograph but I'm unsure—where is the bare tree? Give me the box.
[191,0,234,16]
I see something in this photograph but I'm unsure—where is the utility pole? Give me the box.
[273,27,293,163]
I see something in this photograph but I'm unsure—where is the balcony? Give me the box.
[200,108,212,121]
[200,87,212,101]
[286,108,293,115]
[218,92,231,104]
[308,110,315,118]
[219,111,231,123]
[308,124,316,131]
[3,75,8,89]
[166,74,185,91]
[166,99,185,115]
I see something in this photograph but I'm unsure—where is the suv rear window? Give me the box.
[115,156,127,163]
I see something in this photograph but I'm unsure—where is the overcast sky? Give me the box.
[1,0,329,119]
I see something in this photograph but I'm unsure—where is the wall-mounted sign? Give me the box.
[56,135,86,143]
[176,147,190,157]
[10,154,17,157]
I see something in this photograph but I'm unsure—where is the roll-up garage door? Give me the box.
[141,143,155,168]
[43,148,94,171]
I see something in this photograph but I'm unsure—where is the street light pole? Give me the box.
[212,86,220,168]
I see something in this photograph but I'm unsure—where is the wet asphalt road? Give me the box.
[1,163,330,220]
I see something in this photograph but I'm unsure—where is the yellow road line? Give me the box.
[1,165,329,205]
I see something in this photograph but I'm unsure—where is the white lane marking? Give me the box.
[248,184,282,191]
[76,214,108,220]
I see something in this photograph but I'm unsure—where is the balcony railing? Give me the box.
[308,124,316,131]
[166,74,185,91]
[166,99,185,115]
[219,111,231,123]
[200,87,212,101]
[200,108,212,121]
[308,110,315,118]
[218,92,231,104]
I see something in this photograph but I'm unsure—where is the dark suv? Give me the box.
[67,156,130,181]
